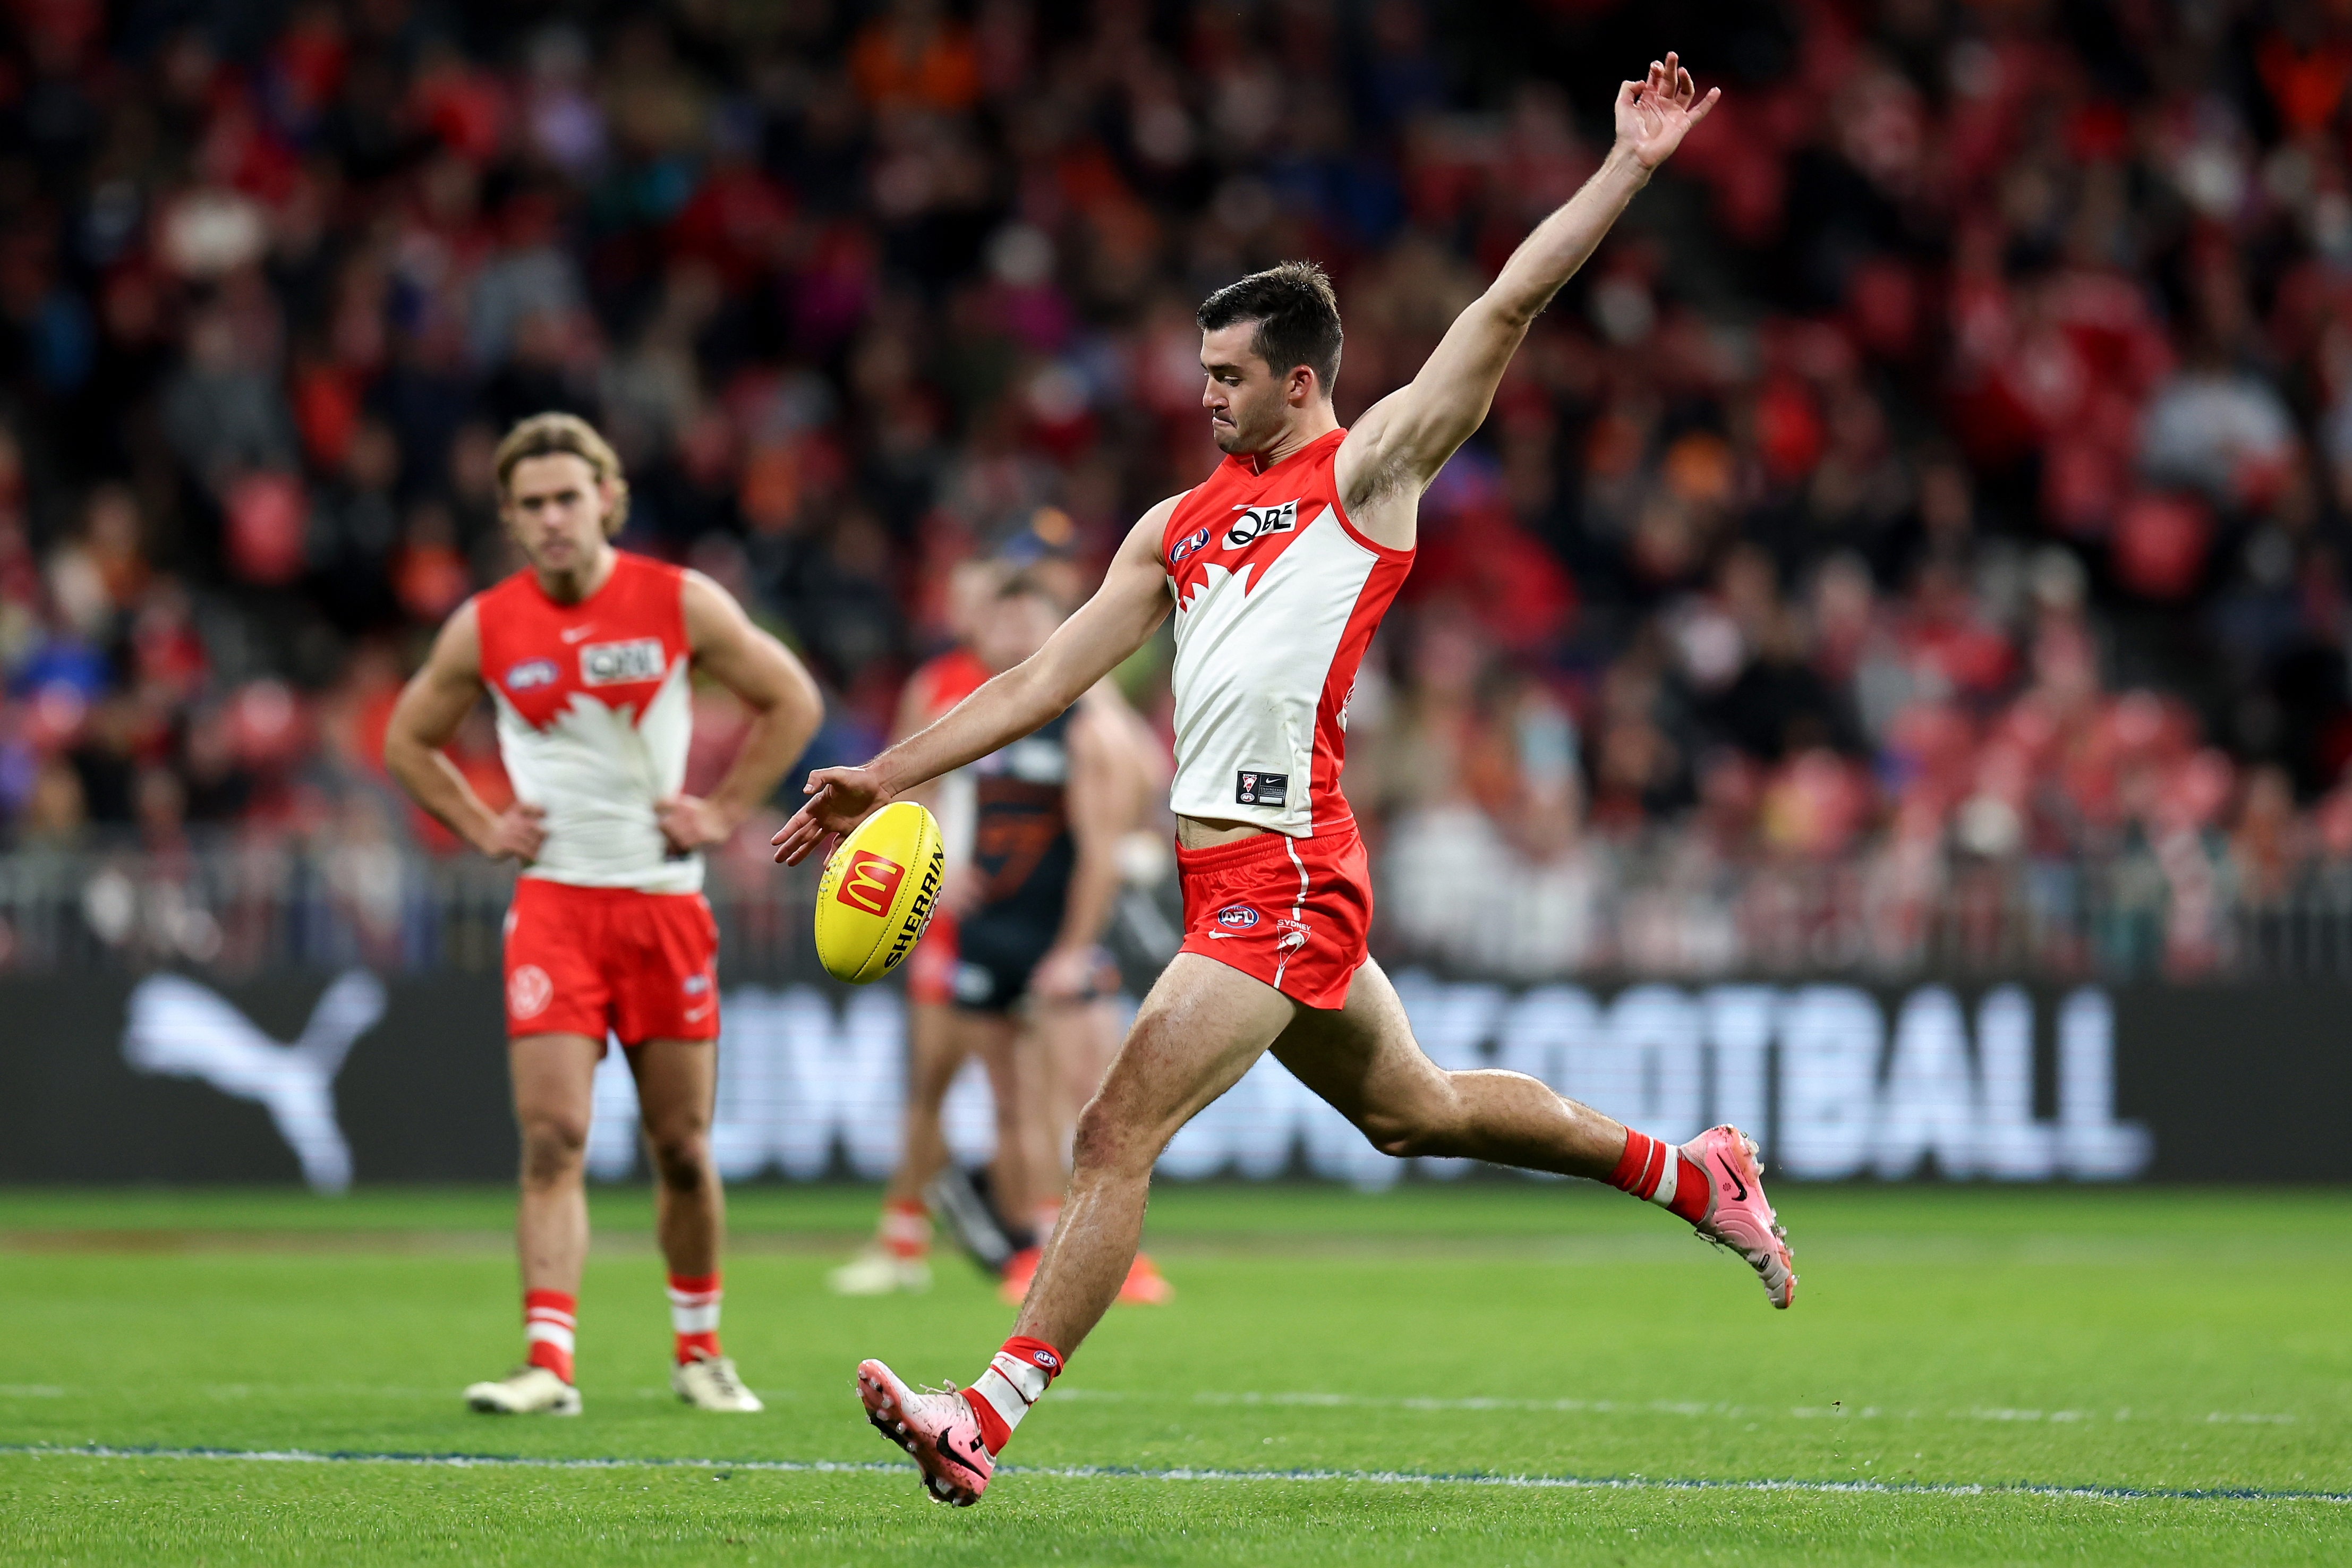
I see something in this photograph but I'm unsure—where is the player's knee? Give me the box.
[518,1114,589,1183]
[1070,1095,1151,1177]
[1359,1085,1468,1160]
[1362,1110,1439,1160]
[645,1126,711,1187]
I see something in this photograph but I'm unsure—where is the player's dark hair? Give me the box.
[1197,261,1343,400]
[996,570,1059,604]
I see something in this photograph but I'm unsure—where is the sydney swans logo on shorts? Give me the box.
[1169,524,1212,567]
[1216,905,1260,929]
[508,964,553,1019]
[834,850,907,918]
[1224,498,1298,550]
[579,636,666,686]
[505,658,558,692]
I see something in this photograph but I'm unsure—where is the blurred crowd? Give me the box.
[10,0,2352,974]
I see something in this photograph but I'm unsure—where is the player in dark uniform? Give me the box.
[949,575,1172,1303]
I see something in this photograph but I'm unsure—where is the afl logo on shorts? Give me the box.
[507,964,552,1019]
[505,658,558,692]
[1216,905,1259,929]
[1169,525,1211,567]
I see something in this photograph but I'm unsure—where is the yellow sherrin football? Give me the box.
[812,800,945,985]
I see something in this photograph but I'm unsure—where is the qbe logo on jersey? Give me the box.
[1224,499,1298,549]
[833,850,907,918]
[579,637,666,686]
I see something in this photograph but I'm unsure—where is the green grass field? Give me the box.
[1,1182,2346,1565]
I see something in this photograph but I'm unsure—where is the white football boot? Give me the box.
[828,1246,932,1296]
[464,1366,581,1415]
[673,1352,765,1412]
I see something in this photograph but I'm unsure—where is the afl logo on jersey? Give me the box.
[1216,905,1260,929]
[505,658,558,692]
[1169,525,1212,567]
[1224,499,1299,550]
[580,637,666,686]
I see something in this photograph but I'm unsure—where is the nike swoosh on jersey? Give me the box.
[559,624,597,643]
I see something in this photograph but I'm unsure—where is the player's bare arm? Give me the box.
[771,499,1180,866]
[1336,53,1717,545]
[382,600,547,862]
[1029,688,1129,1001]
[658,570,825,854]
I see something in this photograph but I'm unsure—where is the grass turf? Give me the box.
[0,1183,2346,1565]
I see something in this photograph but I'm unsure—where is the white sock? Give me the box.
[969,1349,1052,1440]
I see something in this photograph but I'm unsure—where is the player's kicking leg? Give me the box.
[854,955,1793,1503]
[632,1036,763,1412]
[1272,960,1794,1308]
[467,1032,597,1416]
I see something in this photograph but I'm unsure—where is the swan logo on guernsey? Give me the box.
[1224,499,1298,549]
[580,637,665,686]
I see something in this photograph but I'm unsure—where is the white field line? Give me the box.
[1058,1388,2300,1427]
[4,1444,2347,1504]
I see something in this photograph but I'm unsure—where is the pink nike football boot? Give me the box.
[1688,1125,1797,1309]
[857,1359,994,1505]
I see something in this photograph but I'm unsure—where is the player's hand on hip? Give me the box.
[771,767,889,866]
[1613,51,1718,171]
[657,794,736,855]
[1029,942,1105,1002]
[477,802,547,864]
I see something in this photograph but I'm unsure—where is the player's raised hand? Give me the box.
[1614,51,1718,171]
[476,801,547,864]
[771,765,891,866]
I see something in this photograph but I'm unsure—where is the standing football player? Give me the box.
[386,413,821,1416]
[775,57,1786,1505]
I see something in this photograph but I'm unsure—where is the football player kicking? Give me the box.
[774,57,1787,1505]
[387,413,821,1416]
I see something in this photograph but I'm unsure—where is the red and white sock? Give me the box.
[1607,1130,1712,1225]
[965,1334,1063,1455]
[667,1272,722,1364]
[523,1288,576,1385]
[879,1199,928,1260]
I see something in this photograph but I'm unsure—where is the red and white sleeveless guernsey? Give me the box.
[476,552,701,894]
[1159,428,1412,1008]
[1160,428,1411,837]
[475,552,718,1044]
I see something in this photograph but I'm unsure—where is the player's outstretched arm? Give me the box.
[660,571,826,853]
[382,601,547,862]
[771,501,1180,866]
[1339,54,1716,510]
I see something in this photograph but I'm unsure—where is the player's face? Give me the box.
[502,454,616,577]
[1200,323,1295,456]
[975,590,1061,673]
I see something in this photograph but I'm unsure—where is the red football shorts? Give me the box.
[905,907,960,1007]
[502,878,720,1047]
[1175,818,1372,1011]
